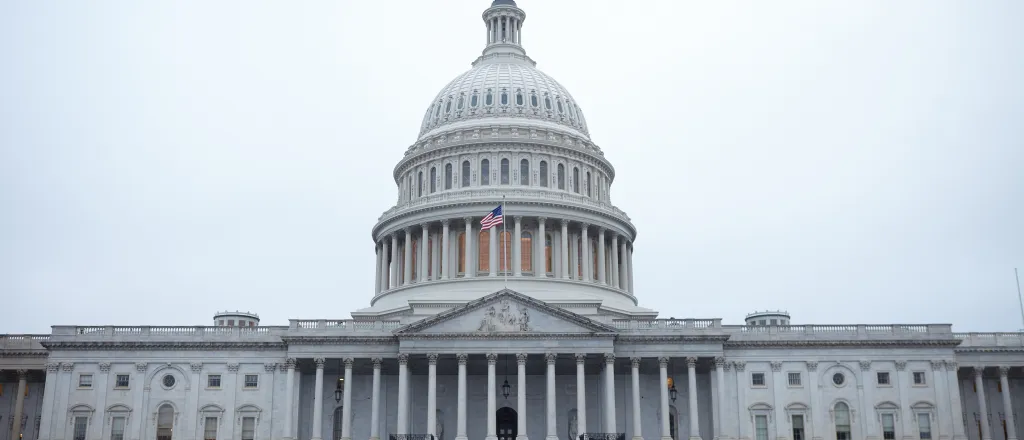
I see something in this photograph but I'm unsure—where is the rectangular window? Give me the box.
[204,417,218,440]
[73,417,88,440]
[79,374,93,388]
[111,417,126,440]
[244,374,259,388]
[754,415,768,440]
[918,413,932,439]
[115,374,130,388]
[913,371,926,385]
[788,372,801,386]
[751,372,765,386]
[241,417,256,440]
[877,371,890,385]
[791,415,804,440]
[208,375,221,388]
[882,413,896,439]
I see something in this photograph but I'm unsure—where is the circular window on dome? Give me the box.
[832,372,845,387]
[162,374,176,389]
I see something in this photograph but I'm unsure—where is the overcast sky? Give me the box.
[2,1,1022,334]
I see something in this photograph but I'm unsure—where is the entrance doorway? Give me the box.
[496,407,517,440]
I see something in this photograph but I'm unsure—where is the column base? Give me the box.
[516,435,529,440]
[633,436,645,440]
[370,437,380,440]
[661,437,674,440]
[547,436,560,440]
[486,436,499,440]
[455,436,468,440]
[690,437,703,440]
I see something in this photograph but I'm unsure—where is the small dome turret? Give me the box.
[213,310,260,327]
[745,310,791,326]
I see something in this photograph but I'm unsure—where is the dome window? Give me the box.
[457,95,465,110]
[544,96,552,110]
[430,167,437,193]
[485,90,494,106]
[515,91,524,106]
[530,92,539,107]
[500,159,509,184]
[586,171,591,197]
[556,99,564,114]
[471,93,479,108]
[445,98,452,114]
[500,91,509,106]
[461,161,471,187]
[539,161,548,187]
[573,167,580,194]
[557,164,565,190]
[435,102,442,117]
[445,163,453,190]
[480,159,490,185]
[520,159,529,186]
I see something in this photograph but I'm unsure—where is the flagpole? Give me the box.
[502,195,508,288]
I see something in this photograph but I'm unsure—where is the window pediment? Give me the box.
[748,402,774,423]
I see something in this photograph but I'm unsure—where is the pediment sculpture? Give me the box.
[477,299,530,332]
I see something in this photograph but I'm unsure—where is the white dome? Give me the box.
[418,61,591,141]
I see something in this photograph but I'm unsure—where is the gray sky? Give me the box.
[2,1,1022,334]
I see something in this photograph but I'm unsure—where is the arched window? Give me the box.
[573,167,580,194]
[445,164,453,190]
[457,233,466,275]
[418,171,424,197]
[333,407,344,440]
[586,172,592,197]
[462,161,471,187]
[457,95,464,110]
[544,233,553,274]
[557,164,565,190]
[500,159,509,185]
[481,159,490,185]
[531,92,539,108]
[445,98,452,114]
[471,93,479,108]
[157,404,174,440]
[478,230,490,273]
[430,167,437,193]
[499,230,512,273]
[515,91,524,106]
[557,99,564,114]
[408,175,413,201]
[521,232,533,273]
[539,161,548,187]
[834,402,851,440]
[500,91,509,105]
[545,96,552,110]
[485,90,494,106]
[520,159,530,186]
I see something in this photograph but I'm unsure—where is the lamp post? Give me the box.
[334,378,343,403]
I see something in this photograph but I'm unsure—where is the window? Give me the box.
[111,417,126,440]
[530,93,538,108]
[557,99,564,114]
[791,415,804,440]
[572,167,580,193]
[486,90,494,106]
[521,232,533,273]
[457,233,466,274]
[557,164,565,190]
[834,402,851,440]
[417,171,423,197]
[115,375,130,388]
[770,319,778,325]
[539,161,548,187]
[520,159,529,186]
[241,417,255,440]
[430,167,436,193]
[203,417,217,440]
[333,407,344,440]
[500,158,509,184]
[156,404,174,440]
[244,374,259,388]
[457,95,464,110]
[515,91,523,106]
[218,320,224,325]
[545,96,552,110]
[544,234,553,274]
[500,91,508,105]
[478,230,490,273]
[445,164,452,190]
[882,413,896,439]
[73,417,88,440]
[481,159,490,185]
[471,93,479,108]
[918,413,931,439]
[162,374,176,388]
[462,161,470,187]
[79,374,93,388]
[208,375,221,388]
[877,371,891,385]
[751,373,765,387]
[585,172,591,197]
[754,415,768,440]
[832,372,846,386]
[913,371,926,385]
[787,372,801,386]
[445,98,452,114]
[228,320,234,326]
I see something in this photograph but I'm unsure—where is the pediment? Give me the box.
[395,289,618,335]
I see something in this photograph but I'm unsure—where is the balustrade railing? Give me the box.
[954,332,1024,347]
[610,320,951,336]
[289,320,402,331]
[579,433,625,440]
[389,435,434,440]
[0,334,49,349]
[377,188,631,223]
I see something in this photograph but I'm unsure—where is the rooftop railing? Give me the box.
[954,332,1024,347]
[377,188,631,223]
[49,326,290,340]
[0,334,50,350]
[611,320,953,337]
[289,320,402,331]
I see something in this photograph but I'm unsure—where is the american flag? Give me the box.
[480,205,504,230]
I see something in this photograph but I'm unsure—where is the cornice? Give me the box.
[724,339,963,349]
[396,140,614,182]
[616,335,731,343]
[0,351,48,357]
[955,347,1024,353]
[398,332,618,341]
[40,341,287,351]
[281,336,397,345]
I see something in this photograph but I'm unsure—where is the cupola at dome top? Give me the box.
[481,0,526,58]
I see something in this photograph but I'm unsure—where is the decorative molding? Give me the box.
[46,362,60,373]
[135,362,148,373]
[343,358,355,368]
[190,363,203,373]
[398,354,409,365]
[62,363,75,372]
[427,354,439,365]
[227,363,240,373]
[457,354,468,365]
[733,361,746,372]
[42,341,287,351]
[932,361,945,372]
[805,361,818,372]
[517,353,528,365]
[894,361,907,371]
[630,357,641,368]
[860,361,872,371]
[945,360,958,371]
[604,353,616,364]
[486,353,497,365]
[770,362,783,372]
[575,353,587,364]
[657,357,669,367]
[264,363,277,373]
[714,357,726,368]
[724,339,962,349]
[685,357,697,368]
[98,363,112,373]
[372,357,384,369]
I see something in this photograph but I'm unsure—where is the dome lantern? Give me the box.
[481,0,527,58]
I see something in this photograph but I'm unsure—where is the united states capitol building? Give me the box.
[1,2,1020,440]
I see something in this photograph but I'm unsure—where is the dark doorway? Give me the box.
[496,407,517,440]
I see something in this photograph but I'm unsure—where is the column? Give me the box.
[771,362,785,439]
[464,218,475,277]
[560,220,570,279]
[441,220,451,279]
[312,358,326,440]
[513,216,523,276]
[805,362,819,440]
[687,357,700,440]
[611,235,619,288]
[374,243,382,293]
[487,354,498,440]
[627,244,634,293]
[420,224,429,282]
[403,228,413,285]
[391,235,400,287]
[536,219,547,277]
[862,361,876,438]
[457,354,469,440]
[517,354,529,440]
[283,359,296,440]
[489,224,498,276]
[370,358,382,440]
[715,358,727,440]
[604,353,617,433]
[432,230,441,280]
[576,354,588,438]
[581,224,591,282]
[947,362,967,440]
[659,358,672,440]
[975,367,993,440]
[428,354,438,438]
[397,354,410,435]
[597,229,607,284]
[339,358,353,440]
[631,358,643,440]
[486,19,491,44]
[11,369,27,440]
[546,354,558,440]
[1000,367,1018,440]
[619,241,628,290]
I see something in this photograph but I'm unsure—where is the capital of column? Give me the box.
[264,363,277,372]
[538,217,547,225]
[517,353,528,365]
[343,358,354,368]
[285,358,297,370]
[227,363,240,372]
[314,358,326,369]
[545,353,557,365]
[561,219,569,227]
[805,361,818,372]
[403,227,412,234]
[100,363,113,373]
[457,353,468,365]
[770,361,782,372]
[514,216,523,223]
[733,361,746,372]
[932,361,945,372]
[685,357,697,368]
[16,369,28,379]
[133,362,145,373]
[631,357,641,368]
[597,226,606,235]
[973,366,986,379]
[421,223,430,231]
[487,353,498,365]
[398,354,409,365]
[945,360,959,371]
[895,361,907,371]
[604,353,616,364]
[442,219,451,227]
[859,361,872,371]
[45,362,60,373]
[428,353,439,365]
[372,358,383,369]
[575,353,587,364]
[714,357,726,369]
[581,222,590,231]
[658,357,670,367]
[464,216,474,225]
[1000,366,1011,377]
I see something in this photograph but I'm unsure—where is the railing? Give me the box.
[610,321,951,336]
[954,332,1024,347]
[289,320,402,332]
[0,334,50,349]
[377,188,631,223]
[50,326,290,338]
[389,435,434,440]
[612,319,722,330]
[579,433,625,440]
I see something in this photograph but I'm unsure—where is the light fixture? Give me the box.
[501,355,511,399]
[670,382,678,403]
[334,378,343,403]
